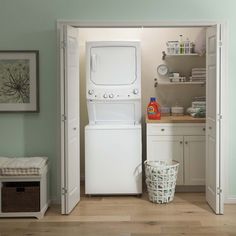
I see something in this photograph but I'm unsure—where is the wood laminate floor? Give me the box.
[0,192,236,236]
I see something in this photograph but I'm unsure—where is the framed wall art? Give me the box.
[0,50,39,112]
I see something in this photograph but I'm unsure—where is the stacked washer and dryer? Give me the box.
[85,41,142,195]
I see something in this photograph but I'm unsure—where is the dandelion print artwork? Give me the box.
[0,60,30,103]
[0,51,39,112]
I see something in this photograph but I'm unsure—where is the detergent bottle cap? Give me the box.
[150,97,156,102]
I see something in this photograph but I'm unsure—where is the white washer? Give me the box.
[85,41,142,194]
[85,124,142,194]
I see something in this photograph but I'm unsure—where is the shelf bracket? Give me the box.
[154,78,158,87]
[162,51,166,60]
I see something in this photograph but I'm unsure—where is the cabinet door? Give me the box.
[147,135,184,185]
[184,136,205,185]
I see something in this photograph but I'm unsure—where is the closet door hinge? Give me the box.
[62,114,67,122]
[217,114,223,120]
[62,187,68,195]
[217,187,222,195]
[218,41,223,48]
[60,40,67,49]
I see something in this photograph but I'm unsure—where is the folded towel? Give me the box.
[192,73,206,77]
[190,77,206,82]
[0,157,48,176]
[194,96,206,101]
[192,68,206,71]
[187,107,206,118]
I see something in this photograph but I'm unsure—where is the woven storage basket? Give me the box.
[2,182,40,212]
[144,160,179,204]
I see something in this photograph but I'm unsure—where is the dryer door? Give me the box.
[90,45,137,86]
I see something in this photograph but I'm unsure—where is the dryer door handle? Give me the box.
[91,54,97,72]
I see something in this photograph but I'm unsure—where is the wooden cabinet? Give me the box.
[147,135,184,185]
[184,136,205,185]
[147,122,205,186]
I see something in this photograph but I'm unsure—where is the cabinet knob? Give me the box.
[180,141,183,144]
[161,128,165,131]
[185,141,188,144]
[203,128,206,131]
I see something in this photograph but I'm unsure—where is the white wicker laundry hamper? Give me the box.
[144,160,179,204]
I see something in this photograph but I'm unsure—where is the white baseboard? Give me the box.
[51,197,61,205]
[224,195,236,204]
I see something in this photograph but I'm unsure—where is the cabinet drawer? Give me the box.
[147,124,205,136]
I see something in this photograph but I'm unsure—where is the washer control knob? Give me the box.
[109,94,114,98]
[103,94,108,98]
[133,89,139,95]
[88,90,94,95]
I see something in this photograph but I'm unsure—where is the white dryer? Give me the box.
[85,41,142,194]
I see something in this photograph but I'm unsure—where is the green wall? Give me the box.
[0,0,235,200]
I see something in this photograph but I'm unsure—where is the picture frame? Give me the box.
[0,50,39,112]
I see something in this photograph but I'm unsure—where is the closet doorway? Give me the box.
[58,21,228,215]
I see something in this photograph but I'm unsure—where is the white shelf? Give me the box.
[162,51,201,60]
[157,81,205,85]
[166,53,199,56]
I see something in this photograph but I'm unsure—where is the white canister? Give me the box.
[171,106,184,116]
[160,106,171,116]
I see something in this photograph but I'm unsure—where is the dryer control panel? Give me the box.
[87,88,141,100]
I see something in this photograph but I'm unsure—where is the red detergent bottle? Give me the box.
[147,97,161,120]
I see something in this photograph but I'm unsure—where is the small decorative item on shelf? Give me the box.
[166,41,179,55]
[157,64,169,76]
[169,72,186,83]
[184,38,194,54]
[166,36,194,56]
[179,35,184,54]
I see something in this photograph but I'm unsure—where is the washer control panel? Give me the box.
[87,88,140,100]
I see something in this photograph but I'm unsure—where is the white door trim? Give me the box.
[57,20,225,28]
[56,20,229,205]
[59,23,66,212]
